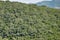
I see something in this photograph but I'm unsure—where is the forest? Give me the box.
[0,1,60,40]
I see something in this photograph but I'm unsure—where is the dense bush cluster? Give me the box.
[0,1,60,40]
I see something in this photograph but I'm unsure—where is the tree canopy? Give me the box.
[0,1,60,40]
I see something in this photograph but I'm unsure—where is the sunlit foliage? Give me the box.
[0,1,60,40]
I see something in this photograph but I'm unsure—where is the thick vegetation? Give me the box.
[0,1,60,40]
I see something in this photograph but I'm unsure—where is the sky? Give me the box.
[9,0,52,3]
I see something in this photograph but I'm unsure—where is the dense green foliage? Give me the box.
[0,1,60,40]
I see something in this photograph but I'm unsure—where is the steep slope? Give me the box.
[0,1,60,40]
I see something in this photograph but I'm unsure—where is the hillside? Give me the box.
[36,1,55,7]
[0,1,60,40]
[36,0,60,8]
